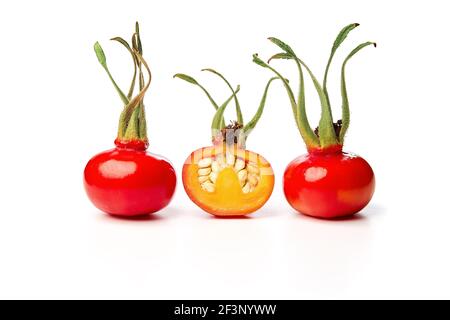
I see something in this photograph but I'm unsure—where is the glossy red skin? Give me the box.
[283,149,375,219]
[84,142,176,217]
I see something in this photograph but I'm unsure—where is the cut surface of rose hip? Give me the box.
[183,146,274,216]
[197,155,259,193]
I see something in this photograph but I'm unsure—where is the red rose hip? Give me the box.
[283,148,375,219]
[84,23,176,217]
[254,23,376,218]
[84,142,176,217]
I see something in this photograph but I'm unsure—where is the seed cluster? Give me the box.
[197,154,260,193]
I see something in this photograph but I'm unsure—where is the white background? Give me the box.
[0,0,449,299]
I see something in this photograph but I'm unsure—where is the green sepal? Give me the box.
[173,73,226,127]
[243,77,280,137]
[95,23,152,144]
[268,37,338,148]
[267,53,292,63]
[139,105,147,139]
[268,51,305,124]
[134,22,143,55]
[173,73,198,85]
[201,68,244,125]
[254,53,319,148]
[117,49,151,141]
[339,42,376,143]
[132,22,147,140]
[123,106,140,140]
[267,37,296,56]
[268,52,308,149]
[211,85,241,138]
[94,42,129,105]
[110,37,138,100]
[323,23,360,106]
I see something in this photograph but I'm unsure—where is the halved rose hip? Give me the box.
[174,70,276,217]
[183,145,274,216]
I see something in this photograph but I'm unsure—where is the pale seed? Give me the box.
[216,155,226,168]
[248,174,259,186]
[198,176,209,183]
[237,169,248,183]
[211,161,220,172]
[234,159,246,172]
[198,167,212,176]
[209,171,218,183]
[247,163,260,174]
[226,153,236,166]
[242,182,251,194]
[201,181,215,193]
[198,158,212,168]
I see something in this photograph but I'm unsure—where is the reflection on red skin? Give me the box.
[283,148,375,219]
[84,140,176,217]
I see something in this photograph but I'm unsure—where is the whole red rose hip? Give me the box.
[283,148,375,219]
[84,23,176,217]
[254,23,376,219]
[84,143,176,217]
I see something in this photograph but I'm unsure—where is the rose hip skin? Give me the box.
[84,141,176,217]
[283,149,375,219]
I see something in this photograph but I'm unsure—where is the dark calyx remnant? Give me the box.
[221,121,244,144]
[314,119,343,139]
